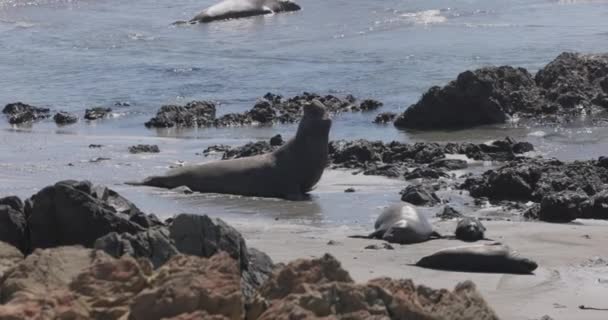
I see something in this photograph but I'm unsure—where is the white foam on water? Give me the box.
[400,9,447,25]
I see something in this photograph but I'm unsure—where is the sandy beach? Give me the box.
[232,218,608,320]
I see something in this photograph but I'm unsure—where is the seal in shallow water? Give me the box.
[128,100,330,201]
[366,203,440,244]
[187,0,301,24]
[415,243,538,274]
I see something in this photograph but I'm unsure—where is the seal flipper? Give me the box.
[348,229,384,240]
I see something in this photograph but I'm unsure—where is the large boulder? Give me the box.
[53,111,78,125]
[395,66,543,129]
[0,205,28,253]
[84,107,112,120]
[400,185,441,206]
[538,191,587,222]
[168,214,274,300]
[580,190,608,219]
[25,180,147,251]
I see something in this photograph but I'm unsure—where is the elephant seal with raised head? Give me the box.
[357,203,441,244]
[455,217,487,242]
[129,100,330,200]
[188,0,301,24]
[416,243,538,274]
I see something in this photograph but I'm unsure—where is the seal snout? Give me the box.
[303,100,328,119]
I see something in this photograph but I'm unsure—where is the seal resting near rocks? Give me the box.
[186,0,301,24]
[352,203,440,244]
[128,100,330,201]
[416,243,538,274]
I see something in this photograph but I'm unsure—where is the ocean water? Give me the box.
[1,0,608,225]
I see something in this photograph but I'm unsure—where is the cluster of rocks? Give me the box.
[129,144,161,154]
[145,93,383,128]
[205,136,533,180]
[461,157,608,222]
[2,102,51,125]
[2,102,116,125]
[0,180,498,319]
[395,52,608,129]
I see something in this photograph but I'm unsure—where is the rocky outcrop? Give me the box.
[25,180,147,251]
[145,101,216,128]
[2,102,50,124]
[129,144,160,154]
[462,157,608,222]
[0,242,23,279]
[146,93,382,128]
[248,254,498,320]
[436,205,463,220]
[210,137,531,178]
[395,52,608,129]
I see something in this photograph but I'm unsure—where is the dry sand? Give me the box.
[228,218,608,320]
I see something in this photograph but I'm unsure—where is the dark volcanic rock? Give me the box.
[436,205,463,220]
[462,158,608,202]
[405,167,449,180]
[0,196,24,213]
[539,191,588,222]
[129,144,160,154]
[145,101,216,128]
[394,52,608,130]
[536,52,608,110]
[53,111,78,125]
[25,180,147,251]
[202,144,231,156]
[359,99,383,111]
[400,185,441,206]
[430,158,468,170]
[580,190,608,219]
[269,134,284,146]
[395,66,543,129]
[373,112,397,124]
[84,107,112,120]
[0,204,28,253]
[2,102,51,124]
[94,227,179,268]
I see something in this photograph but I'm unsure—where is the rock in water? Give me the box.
[2,102,50,124]
[145,101,216,128]
[53,111,78,125]
[373,112,397,124]
[129,144,160,154]
[394,66,542,129]
[84,107,112,120]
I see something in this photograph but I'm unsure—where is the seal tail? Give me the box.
[348,230,384,240]
[124,176,167,188]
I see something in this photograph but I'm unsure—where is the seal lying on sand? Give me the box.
[186,0,301,24]
[129,100,330,200]
[416,243,538,274]
[352,203,441,244]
